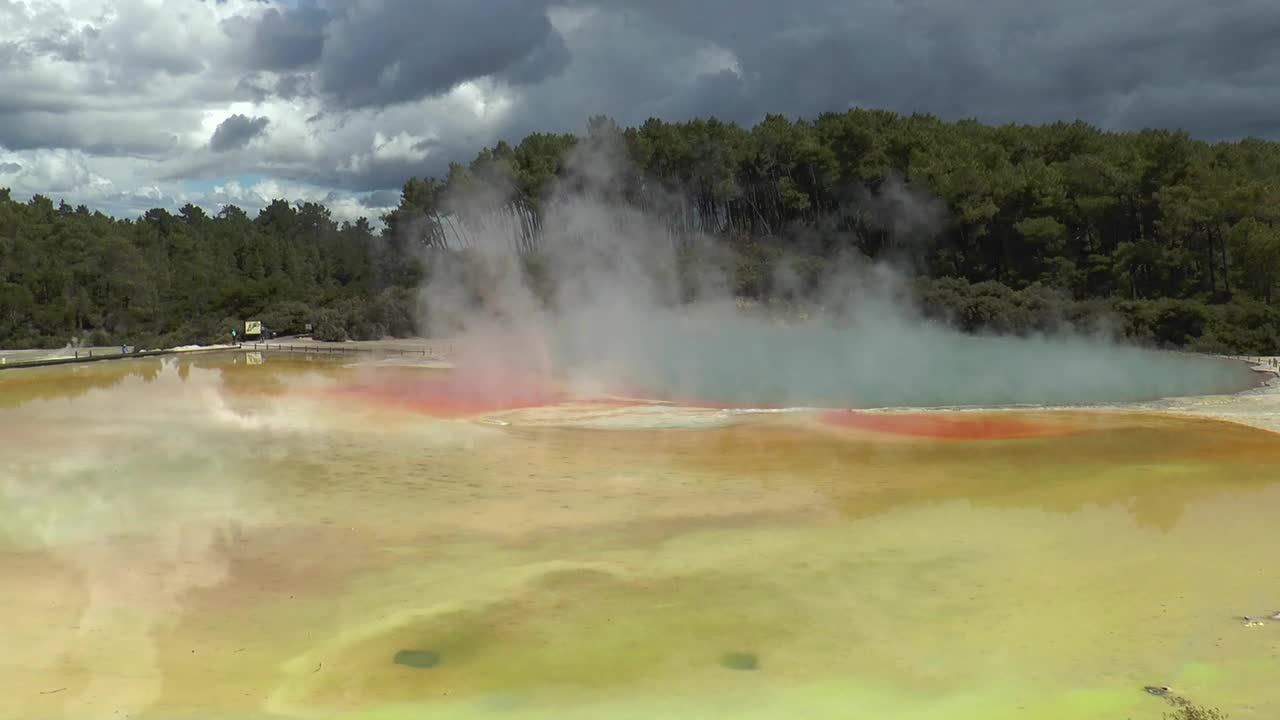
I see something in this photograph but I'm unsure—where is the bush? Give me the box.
[311,308,348,342]
[1150,298,1210,347]
[259,301,316,337]
[521,254,555,306]
[1204,301,1280,355]
[130,332,162,352]
[912,276,1280,355]
[85,329,113,347]
[331,297,380,340]
[372,287,417,337]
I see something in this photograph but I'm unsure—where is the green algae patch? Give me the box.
[267,568,804,714]
[1177,661,1226,685]
[393,649,441,669]
[719,652,759,670]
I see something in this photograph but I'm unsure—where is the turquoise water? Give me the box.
[549,314,1260,407]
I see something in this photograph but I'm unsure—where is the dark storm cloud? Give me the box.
[494,27,571,87]
[319,0,1277,200]
[155,144,441,196]
[361,189,401,208]
[241,4,328,71]
[22,24,96,63]
[0,162,21,174]
[335,157,448,193]
[0,110,181,156]
[9,0,1280,221]
[241,0,567,108]
[0,93,77,115]
[564,0,1280,140]
[233,72,313,103]
[209,114,270,152]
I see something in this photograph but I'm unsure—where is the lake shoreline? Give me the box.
[0,343,240,369]
[4,338,1278,434]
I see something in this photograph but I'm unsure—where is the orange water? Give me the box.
[1,353,1278,720]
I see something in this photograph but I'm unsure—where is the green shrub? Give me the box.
[259,301,316,337]
[311,309,348,342]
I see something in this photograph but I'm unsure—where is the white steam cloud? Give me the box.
[408,135,1256,410]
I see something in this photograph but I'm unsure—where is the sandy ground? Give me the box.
[244,335,462,361]
[1238,355,1280,374]
[7,335,1271,374]
[1150,356,1280,434]
[0,345,126,363]
[0,343,241,365]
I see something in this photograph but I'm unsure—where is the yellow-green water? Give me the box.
[2,353,1279,720]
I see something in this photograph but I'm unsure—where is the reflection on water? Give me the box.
[1,353,1279,720]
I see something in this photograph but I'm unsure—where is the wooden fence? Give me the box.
[0,346,225,370]
[245,343,444,359]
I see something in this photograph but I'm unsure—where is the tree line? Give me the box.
[2,108,1279,353]
[0,193,418,349]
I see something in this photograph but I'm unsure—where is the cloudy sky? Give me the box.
[1,0,1277,224]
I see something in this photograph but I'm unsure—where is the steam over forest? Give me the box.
[2,109,1279,354]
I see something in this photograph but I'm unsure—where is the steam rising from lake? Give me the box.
[412,139,1256,409]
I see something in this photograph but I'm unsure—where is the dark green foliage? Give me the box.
[0,195,419,348]
[259,301,315,337]
[2,108,1279,353]
[311,308,349,342]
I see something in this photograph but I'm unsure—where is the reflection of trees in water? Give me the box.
[941,419,1280,533]
[0,355,214,409]
[210,353,349,396]
[0,352,354,411]
[902,425,1277,533]
[0,361,155,409]
[0,413,273,720]
[528,412,1280,535]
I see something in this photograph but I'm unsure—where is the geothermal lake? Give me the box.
[2,352,1279,720]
